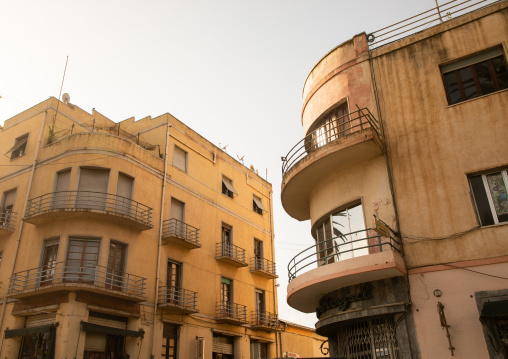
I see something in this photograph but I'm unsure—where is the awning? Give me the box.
[5,324,56,339]
[81,322,144,338]
[480,300,508,318]
[4,136,28,156]
[253,197,267,212]
[222,178,238,195]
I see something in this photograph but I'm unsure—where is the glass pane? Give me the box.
[443,72,461,104]
[474,61,495,95]
[486,173,508,218]
[459,67,479,100]
[492,56,508,91]
[470,175,495,226]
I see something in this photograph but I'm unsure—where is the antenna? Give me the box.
[62,93,70,104]
[237,155,245,164]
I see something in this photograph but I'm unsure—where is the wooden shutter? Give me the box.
[173,147,187,172]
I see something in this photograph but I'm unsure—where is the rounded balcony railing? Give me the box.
[287,228,401,282]
[281,108,381,177]
[25,191,153,228]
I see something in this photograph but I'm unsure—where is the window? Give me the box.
[307,102,349,151]
[76,168,110,210]
[106,241,127,290]
[221,223,232,256]
[40,240,59,286]
[314,202,366,265]
[220,277,232,310]
[222,176,237,198]
[0,251,2,265]
[173,146,188,172]
[0,188,16,227]
[254,239,263,269]
[170,198,186,237]
[469,169,508,226]
[6,133,28,160]
[253,195,266,215]
[162,323,178,359]
[65,238,100,283]
[115,172,134,215]
[53,169,71,209]
[166,260,182,305]
[442,47,508,105]
[254,289,265,323]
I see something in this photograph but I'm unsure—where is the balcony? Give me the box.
[24,191,153,230]
[250,311,278,332]
[215,301,248,325]
[215,243,248,267]
[158,286,198,314]
[0,209,16,235]
[9,262,146,302]
[162,218,201,249]
[250,257,278,279]
[286,229,406,313]
[281,108,384,220]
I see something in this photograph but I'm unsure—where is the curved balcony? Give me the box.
[286,229,405,313]
[250,257,278,279]
[9,262,146,302]
[251,311,278,332]
[215,301,248,324]
[281,108,384,220]
[0,209,16,235]
[215,243,248,267]
[158,286,198,314]
[24,191,153,230]
[162,218,201,249]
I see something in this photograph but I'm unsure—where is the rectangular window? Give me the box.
[220,277,232,307]
[106,241,127,290]
[221,223,232,256]
[470,169,508,226]
[6,133,28,160]
[65,238,100,283]
[53,169,71,209]
[170,198,186,237]
[115,172,134,215]
[253,195,266,214]
[254,239,263,269]
[173,146,188,173]
[166,260,182,305]
[222,176,237,198]
[0,188,16,227]
[162,323,178,359]
[441,47,508,105]
[76,168,110,210]
[40,240,59,286]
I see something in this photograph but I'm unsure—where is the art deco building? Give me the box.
[282,1,508,358]
[0,97,279,359]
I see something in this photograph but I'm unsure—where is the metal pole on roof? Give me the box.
[435,0,444,23]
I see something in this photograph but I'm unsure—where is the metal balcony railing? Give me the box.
[251,311,278,329]
[25,191,152,227]
[282,108,381,177]
[216,301,247,322]
[215,242,247,264]
[158,286,198,311]
[287,228,401,282]
[250,257,277,277]
[367,0,502,49]
[0,209,16,232]
[162,218,200,246]
[9,262,146,298]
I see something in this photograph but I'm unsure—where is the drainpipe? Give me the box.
[0,110,48,354]
[268,186,279,357]
[151,121,171,358]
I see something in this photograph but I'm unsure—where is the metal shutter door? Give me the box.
[213,334,233,355]
[25,313,56,328]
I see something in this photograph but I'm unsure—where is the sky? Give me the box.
[0,0,459,327]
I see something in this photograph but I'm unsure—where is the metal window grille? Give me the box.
[339,317,399,359]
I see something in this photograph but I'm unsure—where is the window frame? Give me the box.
[252,195,266,215]
[441,47,508,105]
[469,169,508,226]
[172,145,188,173]
[221,176,237,198]
[7,133,29,160]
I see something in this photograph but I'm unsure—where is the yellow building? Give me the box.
[282,1,508,358]
[0,97,279,358]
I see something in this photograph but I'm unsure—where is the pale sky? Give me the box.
[0,0,468,327]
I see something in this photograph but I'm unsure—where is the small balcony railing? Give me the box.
[251,311,278,331]
[287,228,401,282]
[215,243,247,267]
[158,286,198,313]
[162,218,200,248]
[25,191,152,228]
[216,301,247,323]
[250,257,277,278]
[0,209,16,232]
[9,262,146,299]
[282,108,381,177]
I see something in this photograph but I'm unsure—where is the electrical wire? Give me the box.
[442,263,508,280]
[401,226,480,242]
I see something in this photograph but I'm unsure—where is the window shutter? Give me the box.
[173,147,187,172]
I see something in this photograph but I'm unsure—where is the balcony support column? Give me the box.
[0,110,47,355]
